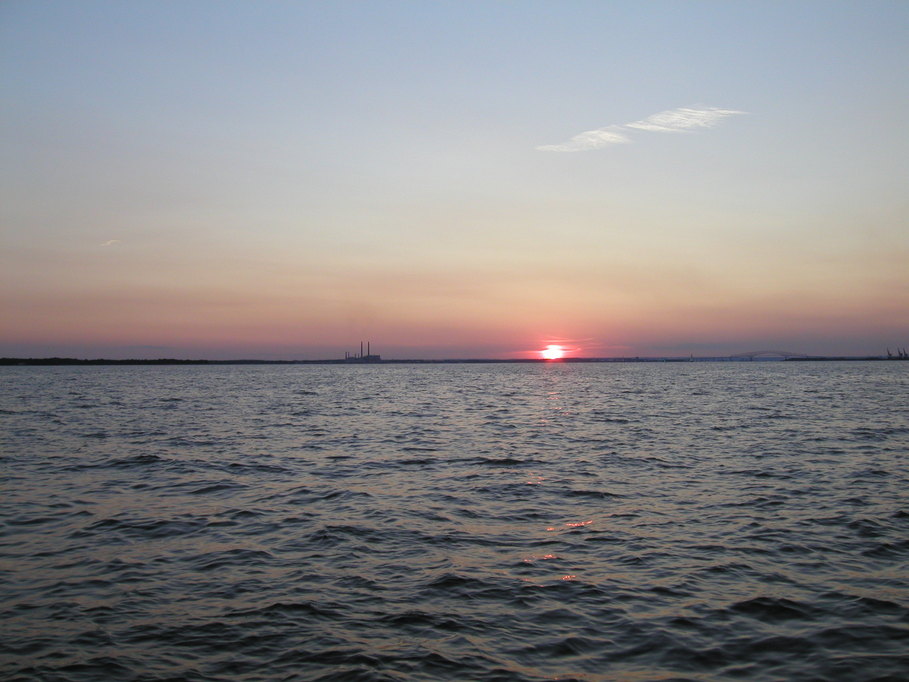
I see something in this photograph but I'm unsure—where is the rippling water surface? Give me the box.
[2,362,908,680]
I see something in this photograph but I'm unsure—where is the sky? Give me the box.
[1,0,907,360]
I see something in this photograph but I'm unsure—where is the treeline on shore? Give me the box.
[0,358,258,365]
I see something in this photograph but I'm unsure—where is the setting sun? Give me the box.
[541,344,565,360]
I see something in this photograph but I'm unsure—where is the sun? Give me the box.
[541,344,565,360]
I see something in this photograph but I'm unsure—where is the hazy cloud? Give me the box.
[100,239,121,247]
[538,106,746,152]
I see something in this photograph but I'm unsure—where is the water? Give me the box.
[1,362,907,681]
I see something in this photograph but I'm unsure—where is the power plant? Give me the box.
[344,341,381,363]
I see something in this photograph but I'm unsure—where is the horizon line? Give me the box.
[1,354,900,366]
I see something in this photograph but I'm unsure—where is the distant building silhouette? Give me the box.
[345,341,381,362]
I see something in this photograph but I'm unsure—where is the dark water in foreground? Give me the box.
[1,362,908,681]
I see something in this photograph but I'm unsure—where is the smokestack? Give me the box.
[360,341,363,358]
[368,342,370,356]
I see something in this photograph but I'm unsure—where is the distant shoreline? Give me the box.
[1,356,900,366]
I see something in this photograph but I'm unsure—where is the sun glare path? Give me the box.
[541,345,565,360]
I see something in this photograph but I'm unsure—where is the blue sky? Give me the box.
[2,1,907,358]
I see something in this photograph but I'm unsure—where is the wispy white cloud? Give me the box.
[537,106,746,152]
[625,107,745,133]
[536,126,630,152]
[100,239,121,247]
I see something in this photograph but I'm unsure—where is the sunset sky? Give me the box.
[2,1,907,359]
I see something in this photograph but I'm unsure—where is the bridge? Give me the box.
[729,350,809,360]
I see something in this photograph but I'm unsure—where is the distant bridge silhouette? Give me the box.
[729,350,809,360]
